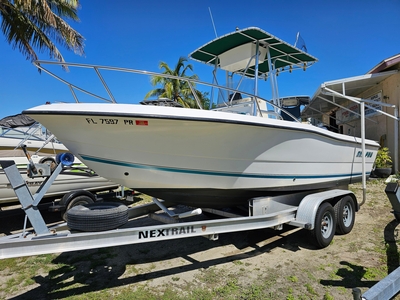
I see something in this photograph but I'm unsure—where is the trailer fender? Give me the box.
[295,189,356,230]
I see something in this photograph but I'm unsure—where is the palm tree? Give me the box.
[0,0,84,65]
[145,56,208,109]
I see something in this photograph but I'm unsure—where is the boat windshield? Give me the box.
[214,79,254,107]
[0,123,46,141]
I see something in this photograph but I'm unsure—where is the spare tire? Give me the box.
[67,202,128,232]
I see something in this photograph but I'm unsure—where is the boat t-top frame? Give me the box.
[189,27,318,107]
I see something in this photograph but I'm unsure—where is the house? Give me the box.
[302,53,400,173]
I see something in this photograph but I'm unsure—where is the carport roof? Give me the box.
[301,70,398,119]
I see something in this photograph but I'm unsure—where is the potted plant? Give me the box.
[374,147,393,178]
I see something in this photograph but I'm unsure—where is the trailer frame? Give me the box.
[0,158,357,260]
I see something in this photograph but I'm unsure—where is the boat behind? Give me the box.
[0,114,119,206]
[0,149,118,206]
[0,114,67,154]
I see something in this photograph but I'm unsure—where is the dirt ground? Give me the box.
[0,180,400,299]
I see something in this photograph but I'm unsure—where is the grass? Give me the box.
[0,255,389,299]
[0,180,397,299]
[131,193,153,205]
[323,292,334,300]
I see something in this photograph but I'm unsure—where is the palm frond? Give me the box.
[144,88,165,99]
[0,0,84,65]
[146,56,210,109]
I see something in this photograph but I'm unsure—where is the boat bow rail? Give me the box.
[32,59,301,122]
[33,28,318,121]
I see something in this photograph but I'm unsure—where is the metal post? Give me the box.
[394,106,399,174]
[266,45,277,105]
[68,84,79,103]
[253,41,260,116]
[352,288,362,300]
[361,101,367,206]
[187,81,203,109]
[94,67,116,103]
[226,71,229,103]
[254,41,260,95]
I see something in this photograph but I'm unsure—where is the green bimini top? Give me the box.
[189,27,318,79]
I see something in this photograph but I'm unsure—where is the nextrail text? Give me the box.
[138,226,196,239]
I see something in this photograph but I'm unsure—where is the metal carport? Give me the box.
[302,70,399,173]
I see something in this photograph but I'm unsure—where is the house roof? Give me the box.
[367,53,400,74]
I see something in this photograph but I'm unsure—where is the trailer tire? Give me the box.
[334,196,355,235]
[311,202,336,248]
[67,202,128,232]
[60,190,96,221]
[394,213,400,223]
[61,195,95,221]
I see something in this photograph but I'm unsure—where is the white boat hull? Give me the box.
[25,103,380,208]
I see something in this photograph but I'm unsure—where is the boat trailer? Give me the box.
[0,156,358,259]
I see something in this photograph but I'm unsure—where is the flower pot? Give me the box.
[374,167,392,178]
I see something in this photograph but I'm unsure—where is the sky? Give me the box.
[0,0,399,118]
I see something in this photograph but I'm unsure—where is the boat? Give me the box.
[0,113,67,154]
[23,27,380,208]
[0,114,119,206]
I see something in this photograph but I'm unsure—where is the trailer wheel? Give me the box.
[61,195,95,221]
[311,202,336,248]
[60,190,96,221]
[394,213,400,223]
[67,202,128,232]
[334,196,355,235]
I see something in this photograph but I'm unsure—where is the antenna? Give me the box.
[208,7,218,38]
